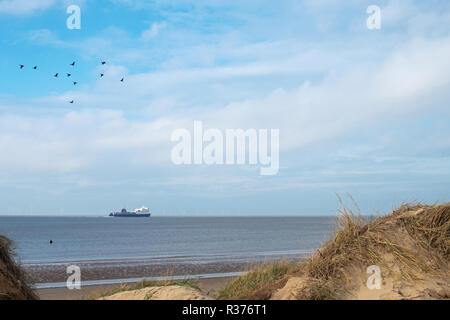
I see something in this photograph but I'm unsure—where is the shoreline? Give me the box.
[34,271,245,289]
[36,276,235,300]
[25,255,303,284]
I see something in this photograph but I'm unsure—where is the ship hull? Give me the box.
[109,213,151,217]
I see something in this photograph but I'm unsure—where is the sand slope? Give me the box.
[101,285,212,300]
[271,271,449,300]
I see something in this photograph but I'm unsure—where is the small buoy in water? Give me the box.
[49,240,53,244]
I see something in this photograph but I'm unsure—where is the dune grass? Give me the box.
[400,203,449,261]
[0,235,38,300]
[217,261,296,300]
[297,201,448,298]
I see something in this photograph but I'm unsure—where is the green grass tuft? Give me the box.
[217,261,295,300]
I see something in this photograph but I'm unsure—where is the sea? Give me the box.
[0,216,337,287]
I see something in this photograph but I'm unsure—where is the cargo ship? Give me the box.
[109,206,151,217]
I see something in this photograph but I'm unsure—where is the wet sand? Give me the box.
[36,276,234,300]
[26,260,265,284]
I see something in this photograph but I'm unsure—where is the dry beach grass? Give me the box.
[0,236,38,300]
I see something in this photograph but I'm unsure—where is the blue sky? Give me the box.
[0,0,449,216]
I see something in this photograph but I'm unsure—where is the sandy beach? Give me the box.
[36,276,234,300]
[29,259,260,300]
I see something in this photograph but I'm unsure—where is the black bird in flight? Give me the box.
[120,78,124,82]
[100,73,104,77]
[73,81,78,85]
[33,66,37,70]
[19,64,24,69]
[54,73,59,77]
[67,73,71,77]
[69,100,74,104]
[71,61,75,66]
[101,61,106,65]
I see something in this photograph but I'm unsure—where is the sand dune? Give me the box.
[100,285,211,300]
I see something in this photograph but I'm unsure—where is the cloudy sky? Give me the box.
[0,0,449,216]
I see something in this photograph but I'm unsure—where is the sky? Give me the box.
[0,0,449,216]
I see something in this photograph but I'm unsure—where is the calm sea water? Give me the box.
[0,216,336,267]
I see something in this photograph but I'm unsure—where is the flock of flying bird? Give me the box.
[18,60,125,104]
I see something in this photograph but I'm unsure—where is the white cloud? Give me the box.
[2,35,450,176]
[0,110,181,172]
[0,0,87,15]
[3,1,450,198]
[382,0,450,35]
[140,22,166,41]
[0,0,55,15]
